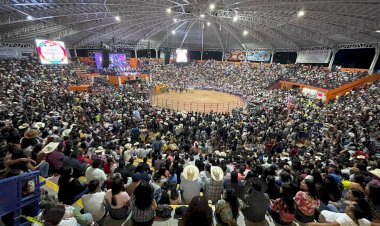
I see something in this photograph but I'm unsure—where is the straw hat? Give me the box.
[220,152,227,157]
[124,143,132,150]
[24,128,39,139]
[214,150,221,156]
[18,123,29,130]
[95,146,105,154]
[42,142,59,154]
[34,122,45,129]
[211,166,224,182]
[370,169,380,178]
[183,165,199,181]
[61,129,71,138]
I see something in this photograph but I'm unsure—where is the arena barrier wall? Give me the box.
[68,84,92,92]
[325,74,380,101]
[149,95,245,113]
[106,74,151,86]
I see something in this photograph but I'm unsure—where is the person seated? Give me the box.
[180,165,202,204]
[58,166,88,205]
[294,175,320,224]
[81,179,106,223]
[183,196,213,226]
[130,180,157,226]
[270,183,296,225]
[215,189,240,226]
[104,175,131,220]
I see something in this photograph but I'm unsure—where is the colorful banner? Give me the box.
[224,51,246,61]
[35,39,68,64]
[296,50,332,64]
[247,51,271,62]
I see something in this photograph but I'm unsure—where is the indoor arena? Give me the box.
[0,1,380,226]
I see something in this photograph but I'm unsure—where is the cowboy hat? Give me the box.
[369,169,380,178]
[42,142,59,154]
[18,123,29,130]
[211,166,224,182]
[34,122,45,129]
[95,146,105,154]
[133,142,140,146]
[124,143,132,150]
[24,128,39,139]
[183,165,199,181]
[220,152,227,157]
[214,150,221,156]
[61,129,71,138]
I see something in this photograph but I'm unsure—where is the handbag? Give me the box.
[156,204,173,219]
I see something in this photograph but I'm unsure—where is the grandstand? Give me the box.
[0,1,380,226]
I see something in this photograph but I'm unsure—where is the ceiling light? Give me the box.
[243,30,248,36]
[233,15,238,22]
[171,30,176,35]
[27,15,33,20]
[375,30,380,33]
[115,16,121,21]
[207,22,211,26]
[200,14,205,18]
[173,18,178,22]
[166,8,172,14]
[209,4,215,10]
[297,10,305,17]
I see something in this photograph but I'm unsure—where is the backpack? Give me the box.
[156,204,173,219]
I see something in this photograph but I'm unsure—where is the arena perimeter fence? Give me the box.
[149,92,246,113]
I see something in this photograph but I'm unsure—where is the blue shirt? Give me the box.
[329,173,342,184]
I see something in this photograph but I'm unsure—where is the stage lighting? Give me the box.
[233,15,238,22]
[209,4,215,10]
[166,8,172,14]
[115,16,121,21]
[297,10,305,17]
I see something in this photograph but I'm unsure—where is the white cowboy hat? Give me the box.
[124,143,132,150]
[18,123,29,130]
[370,169,380,178]
[220,152,227,157]
[95,146,105,154]
[133,142,140,146]
[42,142,59,154]
[34,122,46,129]
[61,129,71,137]
[183,165,199,181]
[214,150,221,156]
[211,166,224,182]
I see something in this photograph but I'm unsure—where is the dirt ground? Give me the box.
[150,89,245,113]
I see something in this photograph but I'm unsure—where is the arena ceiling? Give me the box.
[0,0,380,51]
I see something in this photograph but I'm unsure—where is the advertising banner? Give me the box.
[224,51,246,61]
[35,39,68,64]
[246,50,271,62]
[296,50,332,64]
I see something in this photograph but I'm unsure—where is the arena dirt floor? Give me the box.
[150,89,245,113]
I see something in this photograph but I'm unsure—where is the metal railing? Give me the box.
[149,94,245,113]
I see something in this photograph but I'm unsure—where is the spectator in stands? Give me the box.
[58,166,87,205]
[365,181,380,222]
[180,165,202,204]
[104,175,130,220]
[294,175,320,223]
[215,188,240,226]
[85,159,107,187]
[131,180,157,226]
[270,183,296,225]
[62,151,86,178]
[205,166,224,204]
[126,172,141,196]
[81,179,106,223]
[183,196,213,226]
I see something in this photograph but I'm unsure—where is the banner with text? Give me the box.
[296,50,332,64]
[247,50,271,62]
[224,51,246,61]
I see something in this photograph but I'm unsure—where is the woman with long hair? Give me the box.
[366,181,380,222]
[104,175,130,220]
[131,180,157,226]
[215,189,240,226]
[294,175,320,223]
[58,166,87,205]
[183,196,213,226]
[270,183,296,225]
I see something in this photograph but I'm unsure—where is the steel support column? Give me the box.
[369,47,379,75]
[328,49,338,71]
[270,51,274,64]
[155,49,158,59]
[134,49,138,58]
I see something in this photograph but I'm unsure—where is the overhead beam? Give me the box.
[180,18,198,48]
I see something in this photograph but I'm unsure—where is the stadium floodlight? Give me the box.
[233,15,238,22]
[207,22,211,26]
[243,30,248,36]
[376,30,380,33]
[209,4,215,10]
[173,18,178,22]
[115,16,121,21]
[27,15,34,20]
[297,10,305,17]
[171,30,176,35]
[200,14,205,18]
[166,8,172,14]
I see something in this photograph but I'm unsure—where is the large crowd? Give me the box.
[0,57,379,226]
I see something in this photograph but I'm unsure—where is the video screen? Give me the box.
[95,52,127,69]
[175,49,188,63]
[35,39,68,64]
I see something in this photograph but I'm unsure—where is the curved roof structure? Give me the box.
[0,0,380,50]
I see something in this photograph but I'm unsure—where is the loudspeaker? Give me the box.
[102,49,110,68]
[164,51,170,65]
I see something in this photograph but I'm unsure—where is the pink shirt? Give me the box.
[105,190,130,209]
[294,191,320,216]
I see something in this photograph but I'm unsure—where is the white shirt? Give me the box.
[81,191,106,222]
[321,210,369,226]
[180,174,202,204]
[85,167,107,184]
